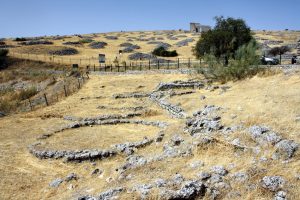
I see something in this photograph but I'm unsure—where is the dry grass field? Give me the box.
[4,30,300,65]
[0,68,300,199]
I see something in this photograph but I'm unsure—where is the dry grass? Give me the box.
[0,70,300,199]
[5,30,300,67]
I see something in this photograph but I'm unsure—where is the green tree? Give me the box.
[268,46,290,64]
[193,16,253,65]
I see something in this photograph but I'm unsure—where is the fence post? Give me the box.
[77,78,81,89]
[124,62,127,72]
[110,64,112,72]
[177,58,180,69]
[28,99,33,111]
[44,93,49,106]
[188,58,191,68]
[167,60,170,69]
[63,85,67,97]
[94,64,95,71]
[148,60,151,70]
[117,65,120,72]
[157,60,160,69]
[139,61,142,71]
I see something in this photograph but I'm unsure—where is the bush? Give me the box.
[18,87,38,100]
[198,40,263,83]
[152,46,178,57]
[15,37,27,41]
[0,49,8,57]
[79,39,94,44]
[0,49,9,69]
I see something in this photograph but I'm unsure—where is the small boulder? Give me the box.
[0,112,6,118]
[272,139,298,160]
[261,176,285,192]
[210,165,228,176]
[197,172,211,180]
[65,173,78,182]
[49,178,63,188]
[170,135,184,146]
[274,191,287,200]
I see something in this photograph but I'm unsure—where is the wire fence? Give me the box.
[19,74,89,112]
[8,51,204,71]
[7,51,296,73]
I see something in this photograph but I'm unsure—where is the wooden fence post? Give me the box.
[177,58,180,69]
[148,60,151,70]
[44,93,49,106]
[188,58,191,68]
[63,85,67,97]
[124,62,127,72]
[28,99,33,111]
[157,60,160,69]
[167,60,170,69]
[77,78,81,89]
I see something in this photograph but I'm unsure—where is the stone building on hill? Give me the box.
[190,23,211,33]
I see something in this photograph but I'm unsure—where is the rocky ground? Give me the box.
[0,69,299,200]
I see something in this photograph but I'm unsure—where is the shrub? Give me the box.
[0,99,17,113]
[268,46,291,64]
[15,37,27,41]
[198,40,262,83]
[18,87,38,100]
[79,39,94,44]
[0,49,8,57]
[0,49,9,69]
[152,46,178,57]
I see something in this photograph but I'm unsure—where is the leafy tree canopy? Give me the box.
[193,16,253,62]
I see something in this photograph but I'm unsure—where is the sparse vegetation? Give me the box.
[198,40,262,82]
[152,46,178,57]
[78,38,94,44]
[268,45,291,64]
[18,87,38,100]
[0,49,9,69]
[14,37,27,41]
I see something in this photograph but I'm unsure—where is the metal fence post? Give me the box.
[177,58,180,69]
[148,60,151,70]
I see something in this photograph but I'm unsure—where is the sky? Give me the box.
[0,0,299,38]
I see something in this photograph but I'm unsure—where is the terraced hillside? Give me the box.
[0,68,299,199]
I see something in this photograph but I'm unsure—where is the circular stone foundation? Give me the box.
[37,124,160,151]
